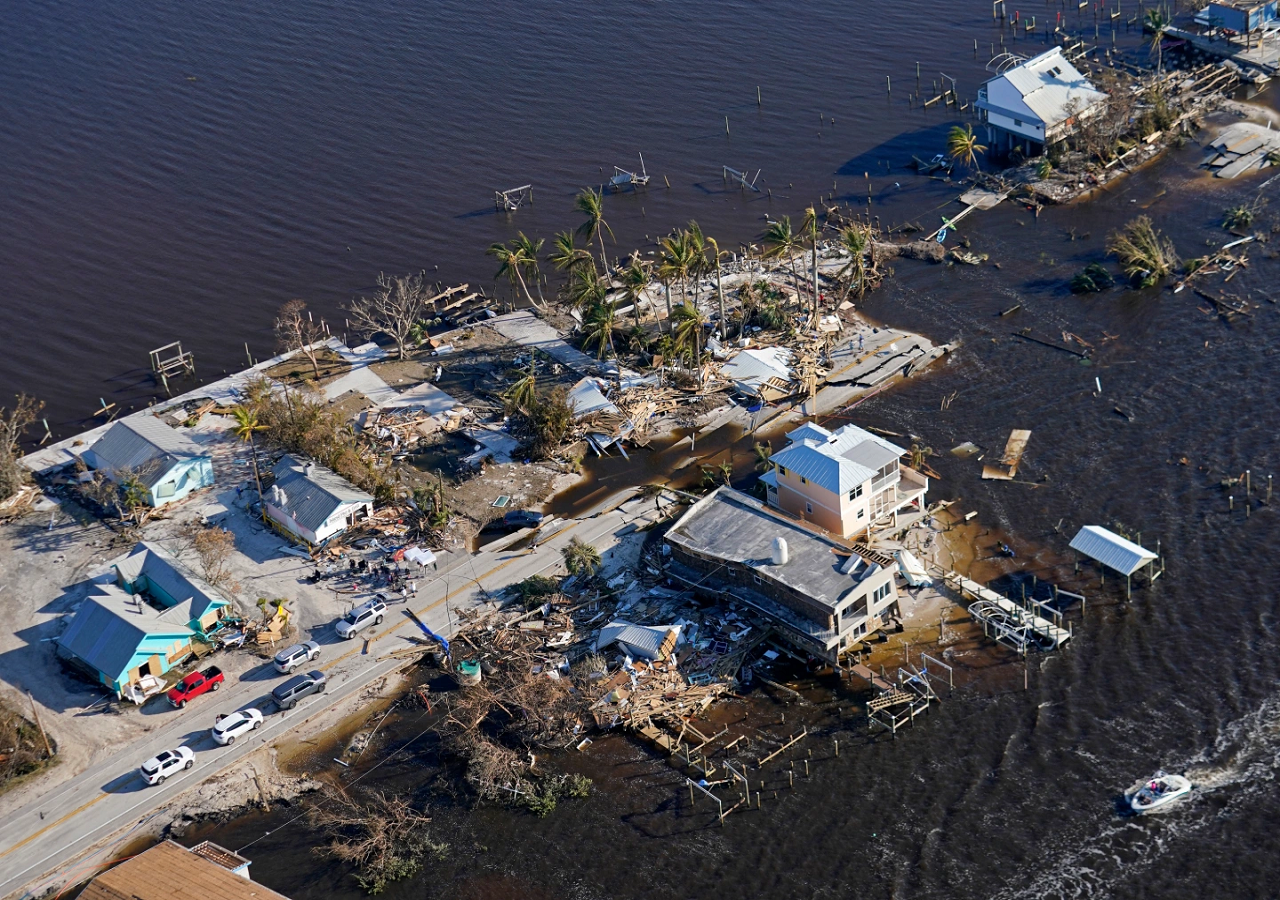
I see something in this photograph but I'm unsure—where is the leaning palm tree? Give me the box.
[231,406,267,514]
[487,233,543,308]
[511,232,546,306]
[580,301,618,359]
[762,216,806,298]
[947,124,987,172]
[618,252,652,327]
[549,230,593,274]
[575,187,614,274]
[503,364,538,415]
[1107,215,1179,287]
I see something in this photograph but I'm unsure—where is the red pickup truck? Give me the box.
[167,666,224,708]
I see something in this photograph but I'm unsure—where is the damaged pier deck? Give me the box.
[943,571,1071,652]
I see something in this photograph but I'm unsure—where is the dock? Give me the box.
[943,571,1071,652]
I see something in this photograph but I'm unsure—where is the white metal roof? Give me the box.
[986,48,1106,127]
[1069,526,1157,576]
[723,347,793,393]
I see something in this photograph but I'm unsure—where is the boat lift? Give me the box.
[494,184,533,212]
[722,165,762,192]
[608,154,650,191]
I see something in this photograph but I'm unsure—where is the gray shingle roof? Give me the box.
[85,417,208,489]
[57,585,194,680]
[270,455,373,534]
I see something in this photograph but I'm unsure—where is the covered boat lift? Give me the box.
[1068,525,1163,598]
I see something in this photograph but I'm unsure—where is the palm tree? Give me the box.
[562,537,601,577]
[705,235,728,340]
[947,124,987,172]
[671,300,707,378]
[575,188,614,274]
[580,301,618,359]
[659,230,695,332]
[231,406,267,514]
[618,252,652,327]
[762,216,805,299]
[511,232,546,306]
[503,362,538,415]
[1145,9,1169,73]
[836,224,871,301]
[565,266,607,315]
[487,232,544,308]
[753,441,772,471]
[800,205,821,323]
[686,220,709,307]
[549,230,593,274]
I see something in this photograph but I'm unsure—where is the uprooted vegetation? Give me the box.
[0,701,54,790]
[0,395,43,503]
[1106,216,1180,287]
[309,787,447,895]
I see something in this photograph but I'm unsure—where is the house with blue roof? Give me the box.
[57,542,233,696]
[81,416,214,507]
[760,421,928,539]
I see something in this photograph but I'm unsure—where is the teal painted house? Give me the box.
[57,542,232,696]
[81,416,214,508]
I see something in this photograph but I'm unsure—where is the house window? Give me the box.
[800,477,808,485]
[753,574,762,585]
[849,484,863,500]
[805,502,813,514]
[155,481,175,498]
[778,466,787,477]
[1014,118,1023,127]
[857,509,865,518]
[872,583,892,605]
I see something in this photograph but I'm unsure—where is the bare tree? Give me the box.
[191,525,237,588]
[273,300,326,380]
[0,395,43,502]
[346,273,435,360]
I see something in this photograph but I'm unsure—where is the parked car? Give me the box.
[271,670,327,710]
[166,666,224,708]
[502,509,545,530]
[211,709,264,746]
[335,597,387,640]
[139,746,194,785]
[274,641,321,674]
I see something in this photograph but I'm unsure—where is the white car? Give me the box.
[139,746,195,786]
[211,709,264,746]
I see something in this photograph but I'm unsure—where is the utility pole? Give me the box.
[28,692,52,759]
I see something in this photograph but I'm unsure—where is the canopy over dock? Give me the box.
[1069,526,1157,576]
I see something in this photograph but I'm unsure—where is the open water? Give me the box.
[7,1,1280,898]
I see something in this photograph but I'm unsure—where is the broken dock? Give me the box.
[943,571,1072,653]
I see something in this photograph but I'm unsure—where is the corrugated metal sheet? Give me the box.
[1069,526,1157,576]
[594,621,680,660]
[566,378,618,419]
[271,455,373,535]
[84,417,208,488]
[786,422,832,444]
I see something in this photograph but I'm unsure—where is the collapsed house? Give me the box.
[663,486,902,664]
[80,416,214,508]
[57,542,234,697]
[760,421,928,538]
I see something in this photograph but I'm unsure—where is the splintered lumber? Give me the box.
[982,429,1031,481]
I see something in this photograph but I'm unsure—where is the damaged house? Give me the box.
[760,421,928,539]
[664,486,901,663]
[976,47,1107,157]
[264,455,374,545]
[80,416,214,508]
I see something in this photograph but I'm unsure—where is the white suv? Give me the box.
[139,746,194,785]
[336,597,387,639]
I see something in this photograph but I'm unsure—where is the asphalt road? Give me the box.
[0,494,662,899]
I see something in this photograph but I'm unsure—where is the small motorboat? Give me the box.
[1127,771,1192,814]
